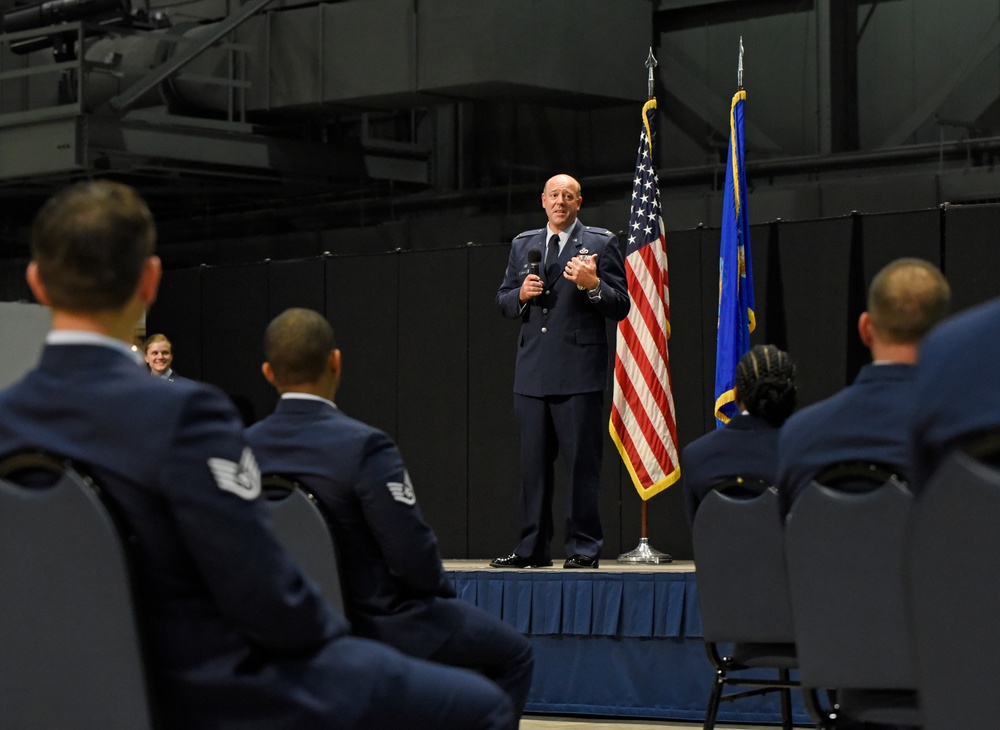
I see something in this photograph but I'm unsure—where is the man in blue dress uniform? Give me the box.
[776,258,950,517]
[492,174,630,569]
[246,307,534,718]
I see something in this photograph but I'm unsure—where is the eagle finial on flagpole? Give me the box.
[645,46,658,100]
[738,36,744,89]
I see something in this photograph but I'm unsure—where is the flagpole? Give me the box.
[617,47,672,566]
[738,35,744,89]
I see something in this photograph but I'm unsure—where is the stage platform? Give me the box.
[444,559,809,725]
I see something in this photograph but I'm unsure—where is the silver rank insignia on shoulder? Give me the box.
[208,446,261,501]
[387,470,417,506]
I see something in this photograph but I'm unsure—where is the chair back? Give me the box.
[694,487,794,644]
[785,475,915,690]
[0,452,154,729]
[909,449,1000,730]
[262,474,347,617]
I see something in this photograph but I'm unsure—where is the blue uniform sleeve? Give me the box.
[593,232,631,322]
[497,239,529,320]
[774,420,804,519]
[355,431,454,598]
[679,445,701,528]
[160,387,342,652]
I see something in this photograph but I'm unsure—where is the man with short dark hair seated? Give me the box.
[0,181,514,730]
[776,258,951,517]
[246,307,534,720]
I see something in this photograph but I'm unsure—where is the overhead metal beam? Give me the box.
[829,0,859,152]
[654,0,814,32]
[103,0,278,115]
[653,0,903,32]
[661,47,783,154]
[881,17,1000,148]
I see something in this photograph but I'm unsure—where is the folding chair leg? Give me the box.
[804,687,837,730]
[702,669,725,730]
[779,668,793,730]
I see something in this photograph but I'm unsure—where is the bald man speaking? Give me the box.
[492,174,630,570]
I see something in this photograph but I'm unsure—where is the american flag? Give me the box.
[609,99,681,500]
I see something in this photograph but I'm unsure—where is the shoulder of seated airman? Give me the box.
[513,228,544,241]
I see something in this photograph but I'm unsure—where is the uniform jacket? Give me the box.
[680,413,782,526]
[910,297,1000,492]
[0,344,347,730]
[246,397,462,657]
[496,220,630,397]
[776,363,918,517]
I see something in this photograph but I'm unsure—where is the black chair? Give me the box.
[908,448,1000,730]
[0,452,155,729]
[262,474,347,618]
[784,463,920,729]
[693,484,798,730]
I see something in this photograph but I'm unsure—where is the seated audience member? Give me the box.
[681,344,797,526]
[0,181,514,730]
[910,295,1000,492]
[776,257,950,517]
[144,333,179,380]
[246,308,535,719]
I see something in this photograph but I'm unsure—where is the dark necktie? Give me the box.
[545,234,560,281]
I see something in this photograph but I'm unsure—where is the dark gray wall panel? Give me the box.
[410,215,503,251]
[320,222,411,257]
[396,248,468,558]
[200,263,270,425]
[944,203,1000,313]
[324,254,399,440]
[698,227,722,428]
[0,259,32,304]
[861,208,942,282]
[598,369,624,559]
[748,221,778,346]
[777,217,855,408]
[467,244,521,558]
[267,257,326,317]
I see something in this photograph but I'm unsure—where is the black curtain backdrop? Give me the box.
[325,254,400,439]
[942,203,1000,312]
[136,205,1000,559]
[200,263,271,426]
[777,216,855,408]
[396,248,469,557]
[467,246,522,557]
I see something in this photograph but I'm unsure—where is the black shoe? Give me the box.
[563,554,599,569]
[490,553,552,569]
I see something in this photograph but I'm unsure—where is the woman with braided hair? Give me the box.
[681,344,798,525]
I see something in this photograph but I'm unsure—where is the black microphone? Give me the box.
[526,247,542,305]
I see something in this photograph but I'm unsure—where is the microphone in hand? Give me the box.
[526,247,542,304]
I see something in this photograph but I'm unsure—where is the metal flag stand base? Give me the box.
[618,499,672,563]
[617,536,672,564]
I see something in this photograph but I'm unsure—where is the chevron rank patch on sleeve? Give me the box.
[208,446,262,500]
[387,470,416,506]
